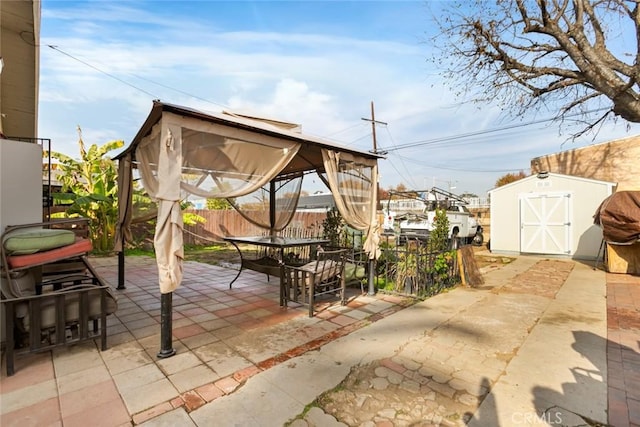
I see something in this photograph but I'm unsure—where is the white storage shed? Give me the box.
[488,172,616,260]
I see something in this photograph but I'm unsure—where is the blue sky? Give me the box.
[38,0,640,196]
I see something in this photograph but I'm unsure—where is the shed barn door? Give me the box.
[519,192,572,255]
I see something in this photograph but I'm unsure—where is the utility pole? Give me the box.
[361,101,387,155]
[361,101,387,209]
[361,101,387,296]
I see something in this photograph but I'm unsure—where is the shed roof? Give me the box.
[488,172,616,194]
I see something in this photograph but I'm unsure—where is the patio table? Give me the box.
[223,235,330,304]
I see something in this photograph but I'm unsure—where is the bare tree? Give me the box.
[430,0,640,136]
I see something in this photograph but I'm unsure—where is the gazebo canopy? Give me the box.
[117,102,383,176]
[115,101,383,294]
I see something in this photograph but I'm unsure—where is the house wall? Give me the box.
[489,174,614,259]
[530,134,640,191]
[0,0,40,139]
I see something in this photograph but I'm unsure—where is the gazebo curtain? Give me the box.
[126,115,301,293]
[135,119,301,201]
[229,173,304,232]
[320,149,380,260]
[116,110,380,293]
[114,154,133,252]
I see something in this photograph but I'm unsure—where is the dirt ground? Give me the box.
[471,245,515,269]
[183,244,241,266]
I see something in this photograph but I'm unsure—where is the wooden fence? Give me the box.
[182,210,328,245]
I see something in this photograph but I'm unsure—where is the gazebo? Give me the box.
[114,101,383,357]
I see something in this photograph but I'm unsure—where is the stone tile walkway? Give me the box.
[1,255,639,427]
[289,259,639,427]
[295,258,580,426]
[607,272,640,427]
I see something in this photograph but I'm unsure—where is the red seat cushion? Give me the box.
[7,238,93,270]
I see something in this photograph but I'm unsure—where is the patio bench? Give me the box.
[281,248,348,317]
[344,248,368,292]
[1,218,117,376]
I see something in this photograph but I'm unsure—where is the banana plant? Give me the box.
[47,127,123,253]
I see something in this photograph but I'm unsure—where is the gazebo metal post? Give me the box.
[269,180,276,233]
[158,292,176,358]
[117,250,126,290]
[368,259,376,295]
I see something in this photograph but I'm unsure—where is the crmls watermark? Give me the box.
[511,411,563,424]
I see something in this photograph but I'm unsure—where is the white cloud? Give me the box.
[37,1,640,196]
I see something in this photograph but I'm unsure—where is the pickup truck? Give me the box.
[398,204,483,245]
[386,187,484,246]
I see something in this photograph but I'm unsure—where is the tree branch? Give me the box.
[430,0,640,129]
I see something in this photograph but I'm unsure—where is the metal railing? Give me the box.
[465,197,490,208]
[182,217,462,298]
[259,226,461,297]
[274,227,461,298]
[375,234,460,297]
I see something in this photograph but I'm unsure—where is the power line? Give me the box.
[385,157,420,188]
[47,45,231,110]
[345,132,375,146]
[383,126,419,187]
[392,152,525,173]
[391,127,548,152]
[378,107,611,153]
[324,122,368,138]
[46,45,614,161]
[48,45,158,98]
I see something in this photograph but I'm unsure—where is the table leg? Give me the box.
[227,241,243,289]
[279,247,285,306]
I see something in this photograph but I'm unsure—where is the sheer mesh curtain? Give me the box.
[178,126,303,231]
[135,124,301,200]
[230,173,304,232]
[114,152,133,252]
[115,123,165,253]
[136,123,184,293]
[118,117,302,292]
[321,149,381,259]
[272,175,303,230]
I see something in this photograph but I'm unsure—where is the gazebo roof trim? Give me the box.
[115,101,384,162]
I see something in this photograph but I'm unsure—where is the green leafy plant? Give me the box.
[376,240,397,276]
[375,276,395,292]
[395,250,418,293]
[430,209,450,252]
[431,250,455,286]
[322,207,345,247]
[48,127,123,253]
[206,198,234,210]
[180,201,206,227]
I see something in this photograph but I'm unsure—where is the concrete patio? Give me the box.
[0,255,413,426]
[1,254,639,426]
